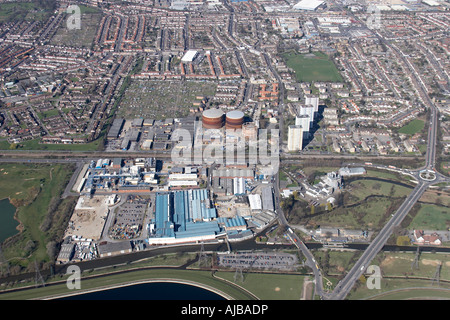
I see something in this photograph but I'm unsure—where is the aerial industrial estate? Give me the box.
[0,0,449,302]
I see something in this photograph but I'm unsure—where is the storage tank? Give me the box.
[202,108,225,129]
[225,110,244,129]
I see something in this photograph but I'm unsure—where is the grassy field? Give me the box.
[348,178,412,200]
[283,165,419,230]
[283,51,343,83]
[408,204,450,230]
[0,1,55,22]
[215,271,305,300]
[0,137,104,151]
[312,196,403,230]
[0,249,309,300]
[0,163,75,272]
[364,287,450,300]
[313,250,363,278]
[304,177,413,230]
[348,252,450,300]
[398,119,425,135]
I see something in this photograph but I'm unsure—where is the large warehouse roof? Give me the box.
[262,186,274,212]
[248,194,262,211]
[181,50,198,62]
[293,0,324,10]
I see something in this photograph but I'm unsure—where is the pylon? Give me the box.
[411,247,420,271]
[234,266,244,283]
[198,242,208,268]
[431,262,441,286]
[34,260,45,288]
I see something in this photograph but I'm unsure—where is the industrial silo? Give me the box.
[225,110,244,129]
[202,108,225,129]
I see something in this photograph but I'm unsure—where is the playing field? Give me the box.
[408,203,450,230]
[398,119,425,135]
[283,51,343,83]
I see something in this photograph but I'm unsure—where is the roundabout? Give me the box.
[419,169,436,182]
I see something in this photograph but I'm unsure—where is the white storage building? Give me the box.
[181,50,198,62]
[248,194,262,211]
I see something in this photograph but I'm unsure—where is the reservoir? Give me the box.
[0,198,19,243]
[59,281,226,300]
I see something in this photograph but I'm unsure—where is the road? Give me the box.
[321,7,449,300]
[263,49,327,298]
[329,182,429,300]
[1,5,448,300]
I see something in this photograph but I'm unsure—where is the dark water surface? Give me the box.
[0,198,19,243]
[59,281,226,300]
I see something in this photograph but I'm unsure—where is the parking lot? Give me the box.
[109,195,150,240]
[217,252,299,271]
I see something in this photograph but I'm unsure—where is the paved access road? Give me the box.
[328,182,429,300]
[321,6,450,300]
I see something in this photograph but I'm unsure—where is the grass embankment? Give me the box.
[0,268,309,300]
[0,269,255,300]
[0,163,76,273]
[309,250,450,300]
[0,138,103,152]
[0,250,310,300]
[348,252,450,300]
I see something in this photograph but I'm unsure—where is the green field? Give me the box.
[283,166,420,230]
[365,287,450,300]
[299,177,414,230]
[216,271,305,300]
[283,51,343,83]
[0,1,55,22]
[0,266,308,300]
[398,119,425,135]
[0,137,104,151]
[0,163,76,272]
[408,204,450,230]
[348,252,450,300]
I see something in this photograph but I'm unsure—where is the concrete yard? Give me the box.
[64,195,117,240]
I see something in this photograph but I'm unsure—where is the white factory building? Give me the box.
[181,50,198,62]
[293,0,325,11]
